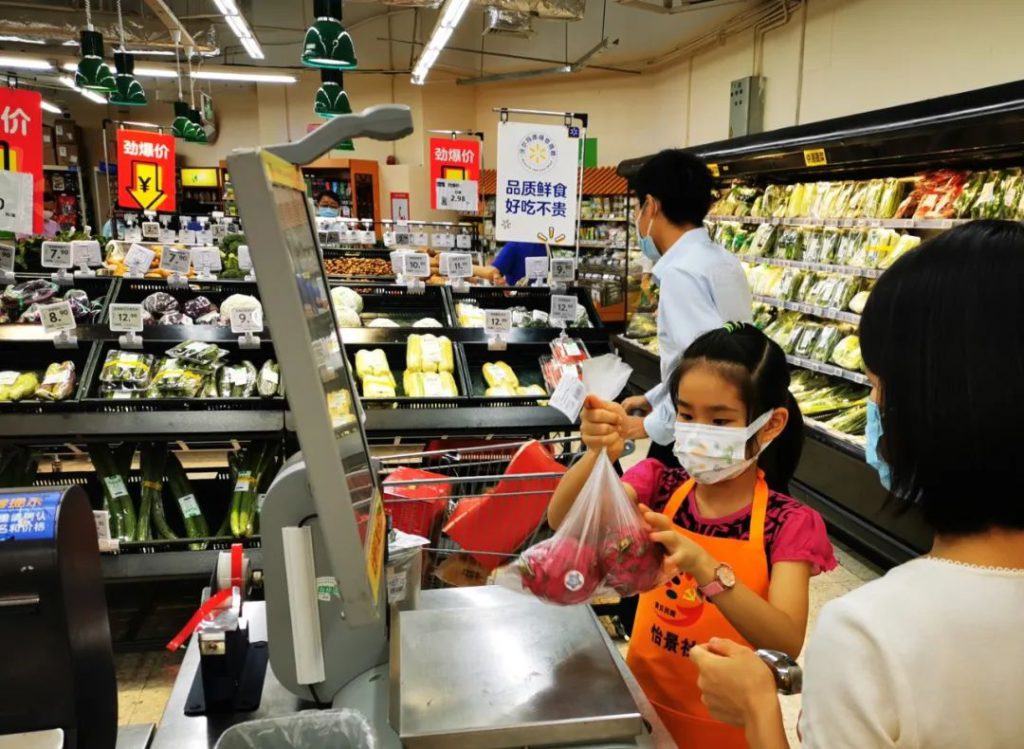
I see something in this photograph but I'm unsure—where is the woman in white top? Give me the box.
[690,219,1024,748]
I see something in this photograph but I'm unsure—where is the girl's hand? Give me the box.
[641,505,709,575]
[690,638,780,728]
[581,395,628,461]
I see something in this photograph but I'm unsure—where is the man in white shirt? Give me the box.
[621,150,753,456]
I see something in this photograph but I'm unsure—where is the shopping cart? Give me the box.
[374,437,586,589]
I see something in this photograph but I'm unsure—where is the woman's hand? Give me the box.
[642,505,711,575]
[581,395,628,460]
[691,638,781,729]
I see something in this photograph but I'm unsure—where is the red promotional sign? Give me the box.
[117,129,176,213]
[429,137,480,210]
[0,87,43,234]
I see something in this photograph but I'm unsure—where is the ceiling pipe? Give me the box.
[615,0,750,15]
[753,0,793,77]
[141,0,196,49]
[456,36,619,85]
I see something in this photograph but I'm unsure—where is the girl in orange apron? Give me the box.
[548,324,836,749]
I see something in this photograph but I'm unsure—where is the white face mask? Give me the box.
[672,410,774,484]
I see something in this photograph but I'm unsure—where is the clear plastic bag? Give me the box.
[213,709,378,749]
[494,449,664,604]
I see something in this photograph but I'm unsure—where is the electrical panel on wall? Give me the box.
[729,76,766,138]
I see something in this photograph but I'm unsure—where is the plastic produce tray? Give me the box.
[1,273,117,325]
[108,279,260,325]
[344,340,470,410]
[449,286,603,330]
[460,342,550,407]
[0,340,94,412]
[329,281,453,328]
[83,338,284,412]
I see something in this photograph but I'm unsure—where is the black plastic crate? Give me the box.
[0,340,94,412]
[1,273,116,325]
[344,340,469,410]
[108,278,260,325]
[84,338,284,412]
[328,281,453,328]
[460,342,551,407]
[449,286,603,331]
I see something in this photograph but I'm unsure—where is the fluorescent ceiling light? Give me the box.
[213,0,265,60]
[0,55,53,71]
[191,70,294,83]
[411,0,470,85]
[41,100,63,114]
[62,61,176,79]
[121,120,161,129]
[0,35,46,45]
[59,75,107,104]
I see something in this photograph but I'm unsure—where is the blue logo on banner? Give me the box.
[568,126,580,138]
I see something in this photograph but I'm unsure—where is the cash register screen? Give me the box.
[268,182,376,516]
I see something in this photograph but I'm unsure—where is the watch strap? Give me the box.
[699,579,725,600]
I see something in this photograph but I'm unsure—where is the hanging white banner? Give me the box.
[495,121,579,246]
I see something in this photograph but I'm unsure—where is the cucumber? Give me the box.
[137,442,168,542]
[166,451,209,549]
[88,443,137,542]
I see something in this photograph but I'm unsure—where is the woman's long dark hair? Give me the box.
[668,323,804,493]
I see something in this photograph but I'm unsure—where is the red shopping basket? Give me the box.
[383,466,452,538]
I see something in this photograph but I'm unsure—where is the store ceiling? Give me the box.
[0,0,766,85]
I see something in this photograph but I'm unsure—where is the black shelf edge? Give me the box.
[0,410,286,440]
[102,547,263,582]
[361,406,572,438]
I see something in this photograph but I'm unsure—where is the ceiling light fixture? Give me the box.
[314,68,351,119]
[302,0,357,69]
[63,61,177,79]
[60,75,108,104]
[0,55,53,71]
[213,0,265,60]
[191,70,296,83]
[411,0,470,85]
[108,0,147,107]
[41,100,63,114]
[76,0,117,92]
[0,36,46,45]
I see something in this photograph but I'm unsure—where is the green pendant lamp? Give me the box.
[314,68,352,119]
[302,0,357,69]
[76,28,117,92]
[109,51,147,106]
[187,107,208,143]
[172,100,204,142]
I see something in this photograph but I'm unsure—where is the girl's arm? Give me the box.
[647,509,811,657]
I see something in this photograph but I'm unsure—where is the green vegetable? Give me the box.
[138,442,169,542]
[230,440,281,537]
[257,360,281,397]
[89,443,137,542]
[218,361,257,398]
[165,451,209,549]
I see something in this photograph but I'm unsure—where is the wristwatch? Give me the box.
[756,649,803,695]
[698,563,736,601]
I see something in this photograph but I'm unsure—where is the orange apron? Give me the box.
[626,475,771,749]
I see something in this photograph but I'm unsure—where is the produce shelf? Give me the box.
[362,405,571,438]
[328,281,453,327]
[614,335,661,394]
[754,294,862,325]
[0,409,286,440]
[786,354,869,386]
[739,255,883,279]
[804,418,865,460]
[708,215,970,230]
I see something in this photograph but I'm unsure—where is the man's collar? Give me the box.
[652,226,709,281]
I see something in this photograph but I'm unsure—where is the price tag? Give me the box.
[549,369,585,422]
[550,294,579,325]
[456,234,473,249]
[125,226,143,242]
[484,309,512,334]
[159,246,191,275]
[108,303,144,333]
[197,230,213,245]
[40,241,73,269]
[71,240,102,267]
[390,250,410,275]
[444,252,473,279]
[0,244,15,273]
[360,230,376,245]
[179,230,198,245]
[0,371,18,386]
[525,256,549,280]
[707,162,720,178]
[39,300,76,333]
[212,224,227,240]
[550,257,576,283]
[124,243,156,274]
[192,247,223,273]
[383,232,396,247]
[141,221,160,239]
[803,148,828,167]
[177,493,202,519]
[404,252,430,278]
[159,228,177,244]
[410,231,429,247]
[238,244,252,271]
[229,305,264,333]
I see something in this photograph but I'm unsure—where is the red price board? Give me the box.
[0,87,43,234]
[429,137,480,210]
[116,129,176,213]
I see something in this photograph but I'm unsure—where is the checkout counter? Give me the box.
[147,106,674,748]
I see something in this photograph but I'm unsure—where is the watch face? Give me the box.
[717,564,737,588]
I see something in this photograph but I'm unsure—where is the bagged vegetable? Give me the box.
[413,317,443,328]
[142,291,180,316]
[34,361,76,401]
[330,285,364,313]
[407,334,454,373]
[183,296,218,319]
[495,449,664,604]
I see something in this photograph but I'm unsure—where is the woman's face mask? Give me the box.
[672,411,774,484]
[318,206,339,218]
[865,399,892,490]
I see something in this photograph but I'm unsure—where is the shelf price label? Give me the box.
[550,257,576,283]
[411,231,429,247]
[550,294,578,325]
[158,228,177,244]
[525,256,549,280]
[124,243,156,275]
[41,241,73,269]
[229,305,264,334]
[141,221,160,239]
[431,233,455,249]
[197,230,214,245]
[444,252,473,279]
[39,300,76,333]
[456,234,473,250]
[71,240,102,267]
[0,244,15,274]
[179,230,198,245]
[803,148,828,167]
[707,163,720,178]
[108,303,144,333]
[192,247,222,273]
[484,309,512,334]
[238,245,252,271]
[403,252,430,278]
[159,246,191,275]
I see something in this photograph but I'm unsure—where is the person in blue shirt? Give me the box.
[490,241,547,285]
[620,150,752,462]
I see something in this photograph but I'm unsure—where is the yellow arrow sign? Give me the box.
[128,161,168,211]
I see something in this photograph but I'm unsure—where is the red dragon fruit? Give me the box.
[517,536,601,604]
[600,524,665,597]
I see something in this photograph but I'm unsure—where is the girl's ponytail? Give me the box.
[758,391,804,494]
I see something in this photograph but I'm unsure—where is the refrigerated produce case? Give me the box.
[617,79,1024,567]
